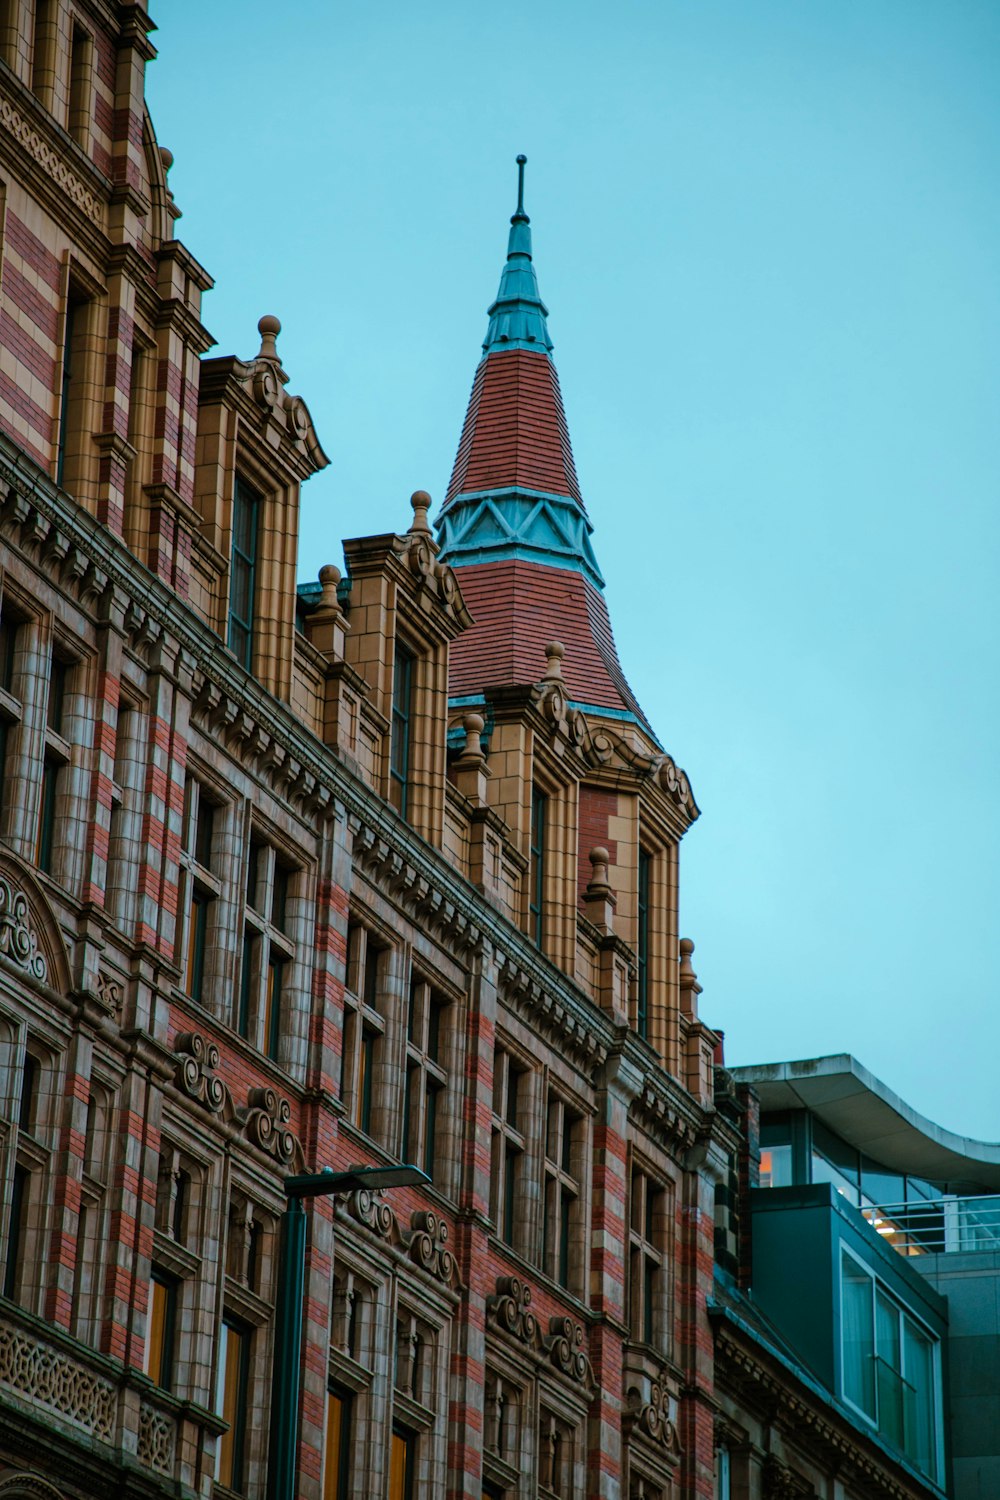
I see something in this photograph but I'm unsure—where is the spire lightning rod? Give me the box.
[515,154,527,218]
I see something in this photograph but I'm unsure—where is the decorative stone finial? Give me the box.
[159,147,173,174]
[318,564,342,611]
[461,712,485,760]
[257,314,282,363]
[544,641,565,680]
[587,846,611,892]
[679,938,702,996]
[409,490,433,535]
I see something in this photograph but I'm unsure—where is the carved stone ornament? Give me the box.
[172,1032,228,1114]
[0,875,48,984]
[96,970,123,1017]
[402,1210,462,1289]
[345,1186,399,1242]
[0,1476,69,1500]
[137,1401,176,1474]
[244,1087,299,1165]
[350,818,484,957]
[762,1456,815,1500]
[543,1316,596,1394]
[487,1276,540,1349]
[625,1375,682,1460]
[0,1322,115,1441]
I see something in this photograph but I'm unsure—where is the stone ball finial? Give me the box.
[544,640,565,680]
[257,314,281,363]
[462,711,485,759]
[410,490,433,534]
[589,846,609,869]
[159,147,174,173]
[679,937,695,958]
[318,564,342,612]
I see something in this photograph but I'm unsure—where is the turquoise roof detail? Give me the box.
[482,156,554,355]
[436,486,604,588]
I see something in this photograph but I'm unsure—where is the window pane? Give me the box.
[904,1318,935,1475]
[841,1252,875,1416]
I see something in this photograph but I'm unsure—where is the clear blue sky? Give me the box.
[147,2,1000,1142]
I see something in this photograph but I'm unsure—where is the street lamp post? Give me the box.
[266,1163,430,1500]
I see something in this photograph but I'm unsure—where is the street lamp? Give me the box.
[266,1163,431,1500]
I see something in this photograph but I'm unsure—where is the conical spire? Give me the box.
[438,159,654,737]
[482,156,554,355]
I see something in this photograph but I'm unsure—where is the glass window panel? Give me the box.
[759,1144,793,1188]
[841,1251,875,1416]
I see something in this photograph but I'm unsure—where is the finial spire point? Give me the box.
[513,154,528,223]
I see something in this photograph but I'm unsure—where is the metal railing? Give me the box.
[862,1196,1000,1256]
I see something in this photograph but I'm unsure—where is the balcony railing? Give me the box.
[862,1196,1000,1256]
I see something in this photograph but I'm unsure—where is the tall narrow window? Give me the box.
[3,1164,29,1300]
[529,788,546,948]
[389,1425,415,1500]
[68,25,93,147]
[636,849,651,1038]
[324,1388,352,1500]
[341,922,386,1138]
[628,1169,667,1349]
[0,605,21,832]
[146,1268,178,1391]
[180,779,221,1004]
[56,294,86,489]
[402,974,449,1182]
[238,835,296,1058]
[490,1050,527,1250]
[216,1316,251,1492]
[389,644,413,817]
[543,1094,583,1293]
[229,477,260,670]
[36,652,71,877]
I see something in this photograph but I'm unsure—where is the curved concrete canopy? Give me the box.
[730,1054,1000,1192]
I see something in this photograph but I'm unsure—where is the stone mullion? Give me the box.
[99,1052,162,1368]
[80,628,124,910]
[94,274,138,535]
[546,779,578,973]
[42,1028,93,1329]
[134,658,187,960]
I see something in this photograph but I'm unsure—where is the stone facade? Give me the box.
[0,5,955,1500]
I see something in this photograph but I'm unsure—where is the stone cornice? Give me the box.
[712,1317,943,1500]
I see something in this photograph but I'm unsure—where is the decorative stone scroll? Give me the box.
[486,1276,540,1348]
[244,1087,299,1165]
[345,1186,399,1242]
[403,1210,462,1289]
[0,1319,115,1440]
[0,876,48,984]
[96,970,123,1017]
[543,1316,595,1393]
[138,1400,176,1473]
[625,1374,681,1459]
[172,1032,228,1115]
[486,1278,595,1395]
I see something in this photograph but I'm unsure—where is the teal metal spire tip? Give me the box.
[482,154,553,354]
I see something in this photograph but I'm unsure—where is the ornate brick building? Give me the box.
[0,5,963,1500]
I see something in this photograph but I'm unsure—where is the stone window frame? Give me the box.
[401,962,464,1198]
[627,1153,673,1358]
[483,1359,528,1495]
[72,1071,117,1343]
[489,1039,534,1255]
[0,581,33,848]
[236,812,304,1067]
[341,914,394,1142]
[150,1136,212,1406]
[103,686,147,933]
[2,1030,56,1315]
[34,624,91,892]
[326,1238,392,1500]
[541,1084,590,1298]
[177,768,235,1012]
[53,255,106,500]
[391,1293,451,1500]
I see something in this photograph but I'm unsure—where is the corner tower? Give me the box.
[437,157,652,736]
